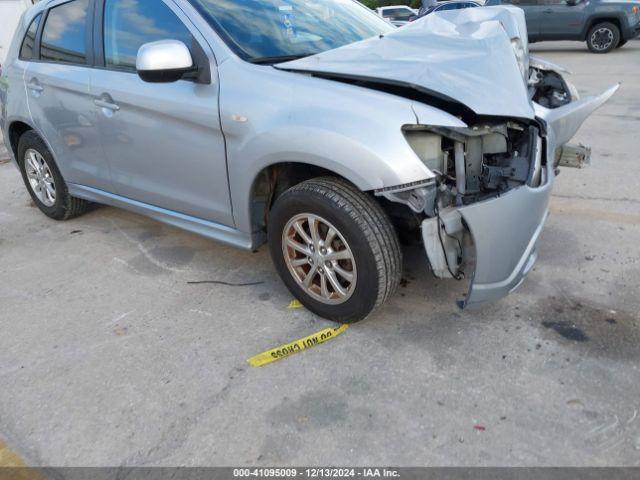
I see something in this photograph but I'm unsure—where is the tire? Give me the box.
[586,22,620,53]
[616,39,627,48]
[17,130,90,220]
[268,177,402,323]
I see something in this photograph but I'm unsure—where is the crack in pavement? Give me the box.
[552,193,640,205]
[128,365,249,466]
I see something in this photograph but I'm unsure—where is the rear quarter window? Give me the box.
[19,13,42,60]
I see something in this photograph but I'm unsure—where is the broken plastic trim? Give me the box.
[416,122,545,194]
[555,143,591,169]
[374,179,434,194]
[374,179,436,214]
[529,67,574,109]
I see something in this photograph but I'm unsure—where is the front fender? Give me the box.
[220,59,465,236]
[535,83,619,155]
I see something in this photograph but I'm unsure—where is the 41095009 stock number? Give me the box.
[233,468,298,477]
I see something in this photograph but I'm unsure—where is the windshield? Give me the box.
[187,0,394,63]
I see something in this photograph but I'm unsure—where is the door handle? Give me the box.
[94,98,120,111]
[27,80,43,93]
[544,8,553,13]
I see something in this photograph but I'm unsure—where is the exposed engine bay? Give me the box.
[378,119,545,281]
[528,66,574,109]
[403,121,545,207]
[375,65,579,284]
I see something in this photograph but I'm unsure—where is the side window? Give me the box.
[40,0,90,64]
[19,14,42,60]
[104,0,194,72]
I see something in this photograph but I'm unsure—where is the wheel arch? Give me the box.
[7,120,35,161]
[246,161,367,248]
[581,16,622,41]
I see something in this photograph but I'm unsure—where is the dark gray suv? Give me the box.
[494,0,640,52]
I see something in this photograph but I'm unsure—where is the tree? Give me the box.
[360,0,423,10]
[360,0,379,8]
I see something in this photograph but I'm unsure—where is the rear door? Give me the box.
[25,0,112,191]
[91,0,232,225]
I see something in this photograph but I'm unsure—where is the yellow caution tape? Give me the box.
[248,324,349,367]
[287,299,304,309]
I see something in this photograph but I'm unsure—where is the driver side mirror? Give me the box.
[136,40,195,83]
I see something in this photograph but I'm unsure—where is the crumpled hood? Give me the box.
[277,6,535,120]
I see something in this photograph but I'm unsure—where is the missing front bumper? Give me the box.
[422,166,553,308]
[419,83,618,308]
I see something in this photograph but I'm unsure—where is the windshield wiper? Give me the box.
[248,53,315,65]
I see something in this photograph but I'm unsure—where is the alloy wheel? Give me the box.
[282,213,357,305]
[24,148,56,207]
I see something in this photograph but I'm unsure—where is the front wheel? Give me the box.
[268,177,402,323]
[586,22,620,53]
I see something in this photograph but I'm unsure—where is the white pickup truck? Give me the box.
[376,5,418,26]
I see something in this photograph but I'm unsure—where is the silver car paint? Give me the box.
[459,178,551,306]
[535,84,619,149]
[24,61,114,192]
[278,7,534,119]
[1,7,51,168]
[217,59,466,236]
[135,39,193,72]
[0,1,616,308]
[459,83,618,306]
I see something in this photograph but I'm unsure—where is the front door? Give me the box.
[537,0,587,39]
[91,0,233,226]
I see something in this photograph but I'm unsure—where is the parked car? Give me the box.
[1,0,617,322]
[486,0,640,52]
[376,5,418,26]
[416,0,481,17]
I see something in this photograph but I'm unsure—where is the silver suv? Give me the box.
[0,0,617,322]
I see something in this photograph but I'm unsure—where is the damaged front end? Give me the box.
[377,70,617,308]
[378,117,550,307]
[279,6,618,308]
